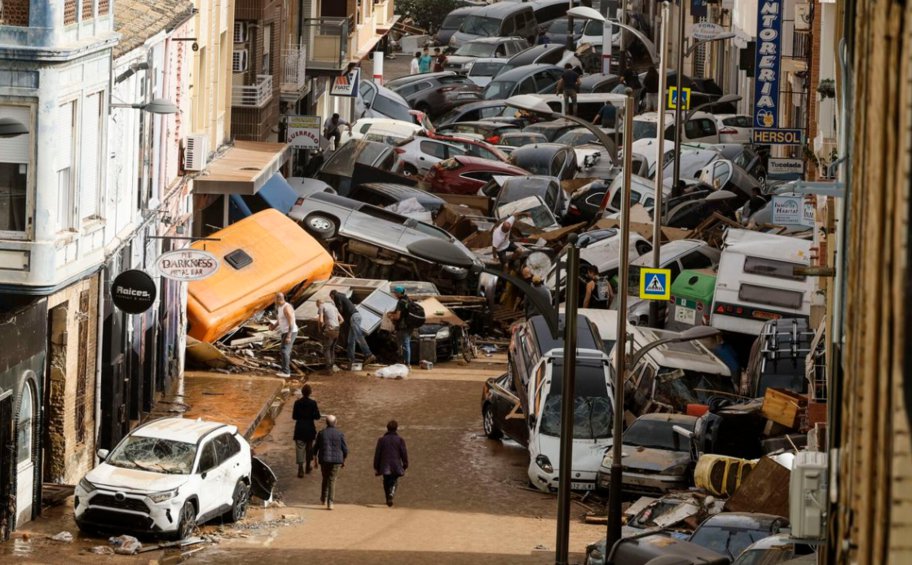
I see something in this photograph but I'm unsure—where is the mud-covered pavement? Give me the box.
[3,359,605,564]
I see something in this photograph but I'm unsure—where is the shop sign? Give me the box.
[286,115,322,148]
[753,0,783,129]
[111,270,157,314]
[156,249,220,281]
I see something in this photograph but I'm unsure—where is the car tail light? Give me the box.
[486,135,500,144]
[438,86,457,93]
[720,128,738,134]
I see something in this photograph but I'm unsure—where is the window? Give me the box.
[684,120,701,139]
[213,433,241,464]
[739,283,804,310]
[420,140,448,159]
[17,382,33,464]
[360,81,377,105]
[371,94,412,122]
[57,101,77,231]
[81,92,104,222]
[197,442,217,473]
[698,118,717,136]
[744,256,806,281]
[680,250,714,270]
[515,77,536,95]
[462,171,498,183]
[501,16,515,35]
[262,24,272,75]
[0,106,29,233]
[550,152,567,177]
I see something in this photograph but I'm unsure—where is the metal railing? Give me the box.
[282,47,307,91]
[232,74,273,108]
[301,17,350,71]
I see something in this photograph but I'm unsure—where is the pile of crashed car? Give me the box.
[127,2,826,561]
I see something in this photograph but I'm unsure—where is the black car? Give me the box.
[348,183,447,215]
[487,175,566,219]
[508,143,578,181]
[483,63,563,100]
[579,72,621,93]
[434,100,513,126]
[494,44,577,78]
[565,179,611,224]
[481,372,528,444]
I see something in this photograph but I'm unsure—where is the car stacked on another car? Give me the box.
[424,155,529,195]
[445,36,528,74]
[386,72,483,118]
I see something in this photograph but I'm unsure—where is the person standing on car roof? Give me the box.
[270,292,297,378]
[330,289,377,368]
[643,66,660,112]
[557,63,581,117]
[386,286,413,365]
[292,384,321,477]
[409,51,421,75]
[374,420,409,507]
[317,298,344,374]
[314,415,348,510]
[418,47,432,73]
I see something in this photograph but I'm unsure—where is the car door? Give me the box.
[212,433,245,508]
[194,440,220,517]
[489,374,527,444]
[418,140,465,175]
[515,76,538,95]
[358,81,377,118]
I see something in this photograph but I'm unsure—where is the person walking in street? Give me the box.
[330,289,377,368]
[373,420,409,507]
[292,384,321,477]
[270,292,297,378]
[556,63,580,117]
[323,113,351,150]
[314,415,348,510]
[409,51,421,75]
[643,66,660,112]
[432,47,447,72]
[386,286,413,365]
[317,298,343,374]
[418,47,432,73]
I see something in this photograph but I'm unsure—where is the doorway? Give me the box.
[15,379,36,527]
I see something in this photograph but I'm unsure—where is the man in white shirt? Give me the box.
[317,299,344,374]
[492,215,516,268]
[270,292,297,378]
[409,51,421,75]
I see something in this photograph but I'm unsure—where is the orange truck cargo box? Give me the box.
[187,209,334,343]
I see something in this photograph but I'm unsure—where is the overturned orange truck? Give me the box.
[187,209,334,343]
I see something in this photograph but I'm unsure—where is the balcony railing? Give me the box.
[301,17,350,71]
[282,47,307,92]
[232,74,273,108]
[375,0,394,28]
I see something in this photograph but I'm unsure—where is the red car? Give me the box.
[423,155,529,195]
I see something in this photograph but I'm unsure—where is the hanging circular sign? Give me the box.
[111,270,157,314]
[691,22,725,42]
[156,249,220,281]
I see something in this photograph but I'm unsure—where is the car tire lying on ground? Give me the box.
[483,403,503,440]
[304,213,338,240]
[225,479,250,523]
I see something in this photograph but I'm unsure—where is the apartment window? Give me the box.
[98,0,109,15]
[57,101,77,232]
[262,24,272,75]
[81,92,104,222]
[82,0,94,20]
[64,0,77,24]
[0,106,30,233]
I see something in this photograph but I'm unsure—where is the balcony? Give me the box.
[282,46,307,93]
[375,0,395,29]
[301,17,350,71]
[232,74,273,108]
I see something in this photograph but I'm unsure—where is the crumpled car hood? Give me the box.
[621,445,691,473]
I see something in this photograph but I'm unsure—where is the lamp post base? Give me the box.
[606,463,624,551]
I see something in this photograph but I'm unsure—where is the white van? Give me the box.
[710,229,813,336]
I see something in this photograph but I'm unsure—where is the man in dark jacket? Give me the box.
[314,415,348,510]
[373,420,409,507]
[330,289,377,368]
[292,384,321,477]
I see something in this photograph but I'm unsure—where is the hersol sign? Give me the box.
[111,270,157,314]
[156,249,220,281]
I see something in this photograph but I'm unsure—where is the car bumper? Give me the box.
[74,488,184,535]
[596,469,688,495]
[529,466,598,493]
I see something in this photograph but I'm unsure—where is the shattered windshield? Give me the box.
[539,395,613,439]
[654,368,734,410]
[107,436,197,475]
[623,418,693,451]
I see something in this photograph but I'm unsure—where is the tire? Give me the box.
[175,500,197,541]
[401,164,419,177]
[226,480,250,523]
[483,404,503,440]
[304,214,337,240]
[635,241,651,256]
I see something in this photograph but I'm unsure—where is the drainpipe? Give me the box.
[93,266,107,463]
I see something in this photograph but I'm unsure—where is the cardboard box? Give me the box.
[761,387,808,429]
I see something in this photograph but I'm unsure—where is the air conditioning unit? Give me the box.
[789,450,827,540]
[184,134,209,172]
[232,49,248,73]
[234,21,247,44]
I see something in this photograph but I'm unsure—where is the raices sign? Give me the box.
[155,249,220,281]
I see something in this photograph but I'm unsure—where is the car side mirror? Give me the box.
[96,449,109,461]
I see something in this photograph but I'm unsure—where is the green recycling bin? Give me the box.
[667,269,717,330]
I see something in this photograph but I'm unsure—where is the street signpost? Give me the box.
[691,22,725,41]
[668,86,691,111]
[752,0,783,130]
[639,268,672,301]
[768,157,805,178]
[772,195,815,227]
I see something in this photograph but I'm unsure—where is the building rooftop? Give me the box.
[114,0,195,59]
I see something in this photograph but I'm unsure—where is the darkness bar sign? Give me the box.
[753,0,783,130]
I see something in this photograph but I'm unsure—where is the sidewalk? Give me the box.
[150,371,287,439]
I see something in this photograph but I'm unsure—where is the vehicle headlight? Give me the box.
[147,488,179,503]
[78,478,96,493]
[601,453,613,467]
[665,463,690,475]
[536,454,554,473]
[435,326,451,340]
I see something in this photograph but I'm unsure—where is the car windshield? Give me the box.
[470,61,505,77]
[631,121,658,141]
[623,418,693,451]
[455,42,496,57]
[484,80,516,99]
[583,19,603,36]
[441,13,467,30]
[106,435,197,474]
[461,15,500,36]
[539,394,613,439]
[734,547,799,565]
[555,130,597,145]
[690,526,771,559]
[501,134,544,147]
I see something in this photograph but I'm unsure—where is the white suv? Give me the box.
[74,418,252,539]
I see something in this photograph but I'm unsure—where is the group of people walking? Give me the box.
[293,384,409,509]
[409,47,447,74]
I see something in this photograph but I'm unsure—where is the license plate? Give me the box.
[674,306,696,325]
[571,481,595,491]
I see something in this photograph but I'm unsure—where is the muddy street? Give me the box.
[3,360,605,564]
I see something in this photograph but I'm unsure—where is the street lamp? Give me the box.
[605,324,721,550]
[408,236,581,565]
[566,6,659,67]
[111,97,180,114]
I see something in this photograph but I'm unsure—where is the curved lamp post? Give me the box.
[683,93,743,125]
[111,97,180,115]
[566,6,659,66]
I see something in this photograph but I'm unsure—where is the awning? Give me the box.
[193,141,290,195]
[228,172,299,223]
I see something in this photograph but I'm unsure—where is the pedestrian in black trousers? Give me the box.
[314,415,348,510]
[373,420,409,507]
[292,384,321,477]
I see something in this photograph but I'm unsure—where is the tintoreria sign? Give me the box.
[156,249,220,281]
[753,0,783,131]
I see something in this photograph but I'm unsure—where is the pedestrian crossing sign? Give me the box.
[667,86,691,111]
[639,268,672,300]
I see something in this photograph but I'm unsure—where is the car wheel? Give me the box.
[635,241,651,256]
[483,403,503,440]
[226,480,250,523]
[402,164,419,176]
[304,214,337,240]
[175,500,197,540]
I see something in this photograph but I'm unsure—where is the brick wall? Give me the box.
[45,275,99,484]
[0,0,29,26]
